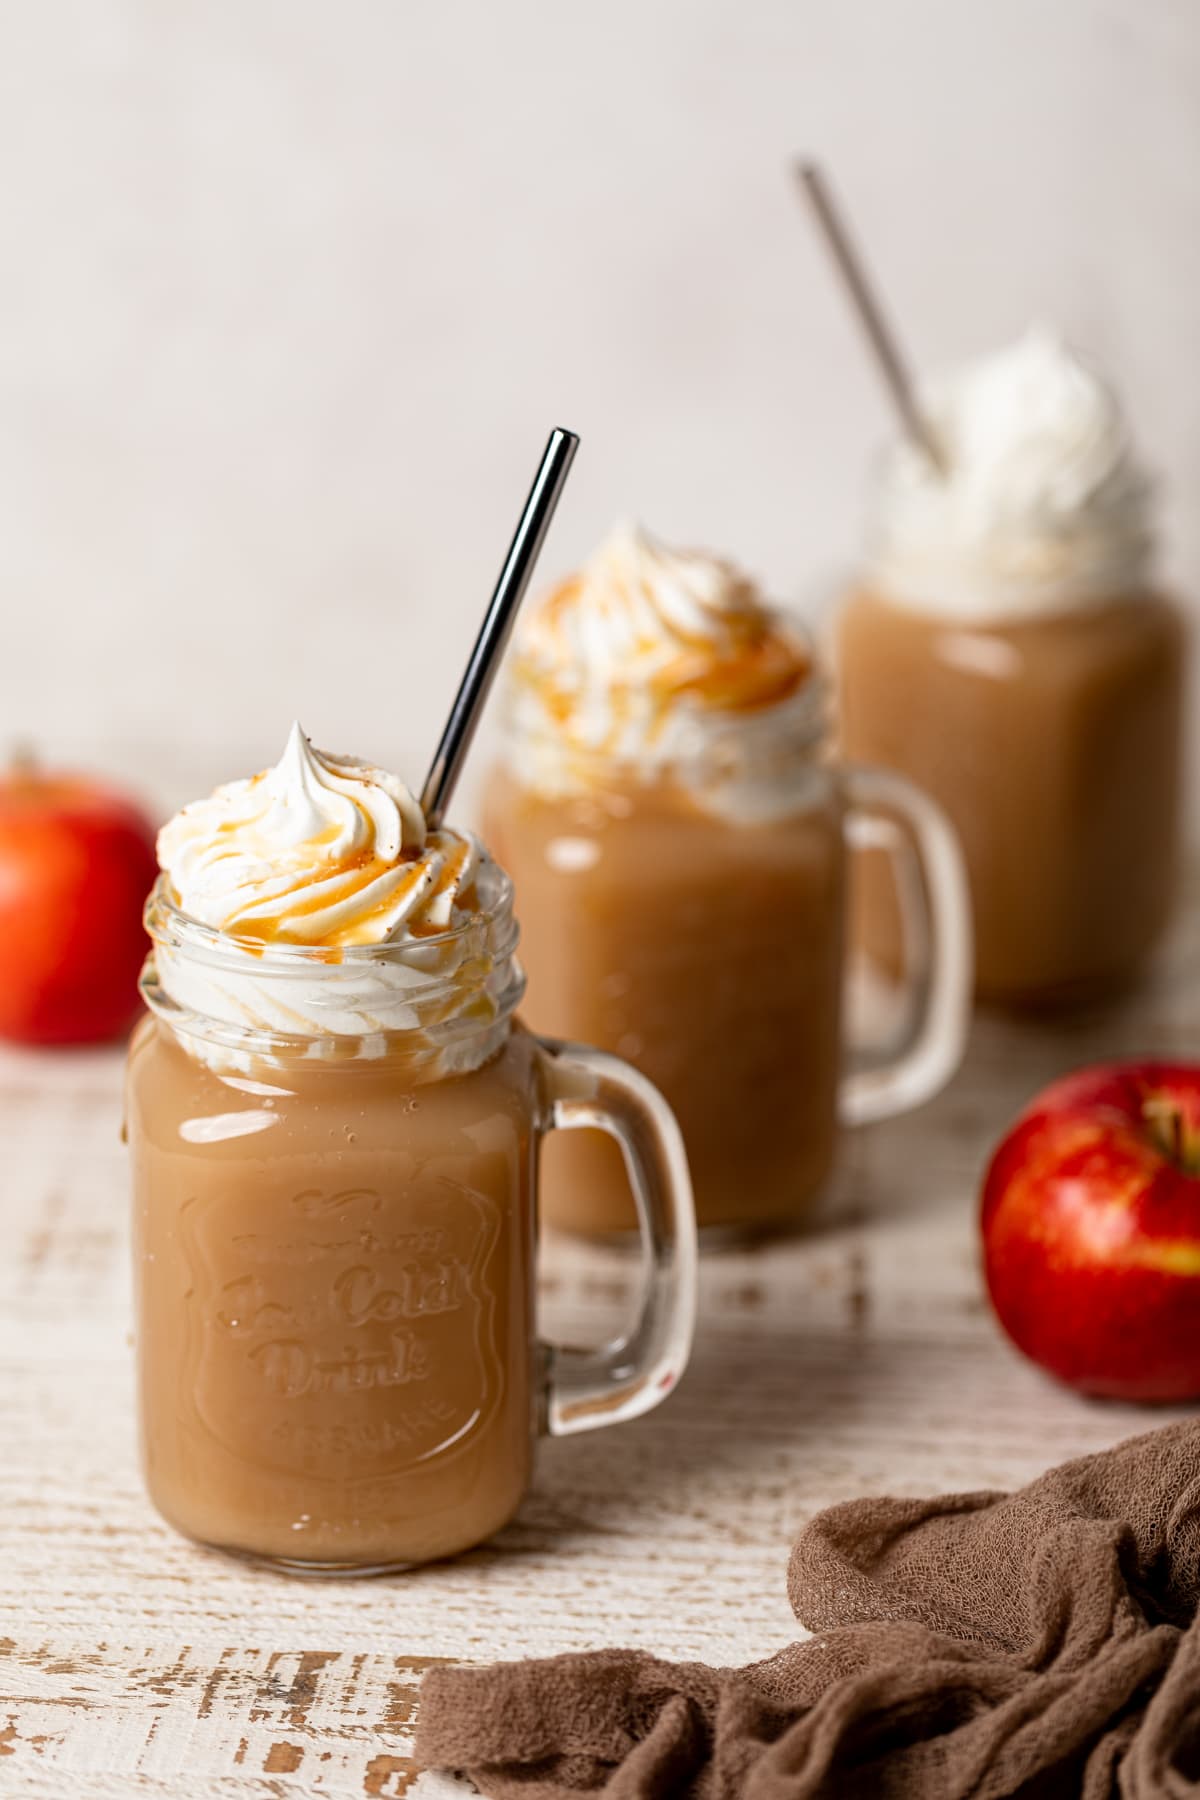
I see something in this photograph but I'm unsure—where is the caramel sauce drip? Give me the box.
[204,830,479,955]
[671,627,811,712]
[518,571,811,753]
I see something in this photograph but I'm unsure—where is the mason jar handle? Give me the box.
[535,1040,697,1436]
[839,764,973,1126]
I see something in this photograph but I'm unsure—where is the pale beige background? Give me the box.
[2,0,1197,819]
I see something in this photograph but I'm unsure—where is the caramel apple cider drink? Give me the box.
[127,725,695,1573]
[483,524,971,1235]
[837,329,1184,1005]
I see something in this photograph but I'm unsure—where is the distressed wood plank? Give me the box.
[2,877,1198,1794]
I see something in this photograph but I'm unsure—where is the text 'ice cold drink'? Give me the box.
[128,725,695,1571]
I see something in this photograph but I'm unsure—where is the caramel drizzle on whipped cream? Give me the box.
[157,724,481,950]
[509,521,810,762]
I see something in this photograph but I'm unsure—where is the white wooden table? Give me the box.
[3,886,1197,1797]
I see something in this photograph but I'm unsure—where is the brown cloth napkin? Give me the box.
[416,1421,1200,1799]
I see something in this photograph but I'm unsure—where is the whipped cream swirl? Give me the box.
[149,727,516,1071]
[504,521,817,812]
[868,328,1155,619]
[158,722,476,945]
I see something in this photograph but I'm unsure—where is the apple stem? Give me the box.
[1142,1095,1195,1173]
[10,740,38,778]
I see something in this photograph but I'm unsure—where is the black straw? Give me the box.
[420,426,579,825]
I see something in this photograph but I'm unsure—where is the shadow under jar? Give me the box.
[483,676,971,1236]
[127,869,695,1574]
[837,588,1185,1006]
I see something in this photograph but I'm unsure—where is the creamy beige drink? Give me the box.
[486,763,845,1234]
[484,525,970,1234]
[837,330,1184,1004]
[129,726,695,1571]
[130,1015,541,1568]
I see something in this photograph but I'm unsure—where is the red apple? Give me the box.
[982,1063,1200,1402]
[0,759,159,1045]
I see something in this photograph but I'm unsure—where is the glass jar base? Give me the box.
[217,1544,420,1580]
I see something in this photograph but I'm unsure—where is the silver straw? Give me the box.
[420,426,579,826]
[795,160,946,475]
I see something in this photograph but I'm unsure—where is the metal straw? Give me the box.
[420,426,579,826]
[795,160,946,475]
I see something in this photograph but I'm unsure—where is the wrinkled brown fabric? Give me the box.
[416,1421,1200,1798]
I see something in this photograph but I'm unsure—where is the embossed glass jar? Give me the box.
[127,867,695,1575]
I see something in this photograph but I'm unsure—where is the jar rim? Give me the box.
[143,859,518,971]
[139,863,524,1072]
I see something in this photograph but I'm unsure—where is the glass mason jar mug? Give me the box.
[837,585,1184,1004]
[126,865,696,1574]
[483,673,973,1235]
[834,328,1184,1005]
